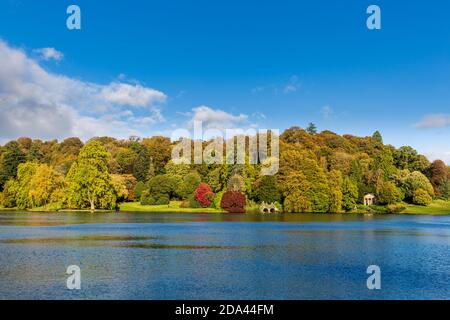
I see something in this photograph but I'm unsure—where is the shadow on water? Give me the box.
[0,211,383,227]
[0,235,244,250]
[1,211,450,299]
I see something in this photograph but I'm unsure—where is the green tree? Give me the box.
[66,141,116,211]
[342,177,358,211]
[206,166,225,192]
[328,170,343,212]
[413,188,433,206]
[15,162,39,209]
[441,177,450,200]
[176,171,202,199]
[134,181,146,201]
[282,172,312,213]
[0,141,26,191]
[133,147,151,182]
[0,179,18,208]
[306,123,317,135]
[404,171,434,200]
[116,148,137,174]
[29,164,64,208]
[52,137,83,174]
[27,141,44,162]
[164,160,191,178]
[253,175,281,204]
[279,148,331,212]
[141,175,176,205]
[142,136,172,174]
[372,131,383,144]
[371,148,397,180]
[376,180,403,205]
[393,146,429,172]
[111,174,130,202]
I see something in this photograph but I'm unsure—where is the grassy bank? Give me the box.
[119,201,225,213]
[403,200,450,215]
[2,201,449,215]
[0,201,224,213]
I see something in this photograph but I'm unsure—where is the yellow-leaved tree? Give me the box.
[66,140,116,211]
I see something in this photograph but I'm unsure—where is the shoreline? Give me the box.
[1,200,450,215]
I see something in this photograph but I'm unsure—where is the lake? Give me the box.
[0,211,450,300]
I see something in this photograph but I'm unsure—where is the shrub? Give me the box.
[134,181,146,201]
[154,194,170,205]
[245,200,260,214]
[213,191,224,209]
[220,191,246,213]
[141,190,170,205]
[386,204,406,214]
[194,183,214,208]
[413,188,432,206]
[140,175,175,205]
[377,180,403,205]
[188,195,201,208]
[148,175,176,196]
[180,200,190,208]
[177,171,201,199]
[140,190,154,205]
[273,201,283,212]
[404,171,435,200]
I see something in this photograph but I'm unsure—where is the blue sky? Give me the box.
[0,0,449,163]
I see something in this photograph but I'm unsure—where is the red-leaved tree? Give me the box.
[194,183,214,208]
[220,191,246,213]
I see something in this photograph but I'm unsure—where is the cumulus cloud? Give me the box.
[102,82,166,107]
[33,47,64,61]
[0,40,167,142]
[187,106,248,130]
[414,114,450,129]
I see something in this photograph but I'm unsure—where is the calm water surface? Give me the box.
[0,211,450,300]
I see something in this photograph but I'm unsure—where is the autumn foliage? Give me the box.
[194,183,214,208]
[220,191,246,213]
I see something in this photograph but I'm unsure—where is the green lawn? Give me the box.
[403,200,450,215]
[119,201,225,213]
[3,200,449,215]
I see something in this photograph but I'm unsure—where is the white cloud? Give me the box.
[102,82,166,107]
[187,106,248,130]
[283,75,301,94]
[0,40,167,142]
[252,112,266,119]
[424,151,450,165]
[34,47,64,61]
[321,105,333,119]
[252,75,301,95]
[415,114,450,129]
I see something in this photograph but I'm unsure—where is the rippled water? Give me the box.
[0,211,450,300]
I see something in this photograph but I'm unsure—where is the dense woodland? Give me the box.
[0,124,449,213]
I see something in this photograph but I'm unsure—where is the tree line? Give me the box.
[0,126,449,213]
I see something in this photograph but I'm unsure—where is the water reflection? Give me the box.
[0,211,378,226]
[0,211,450,300]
